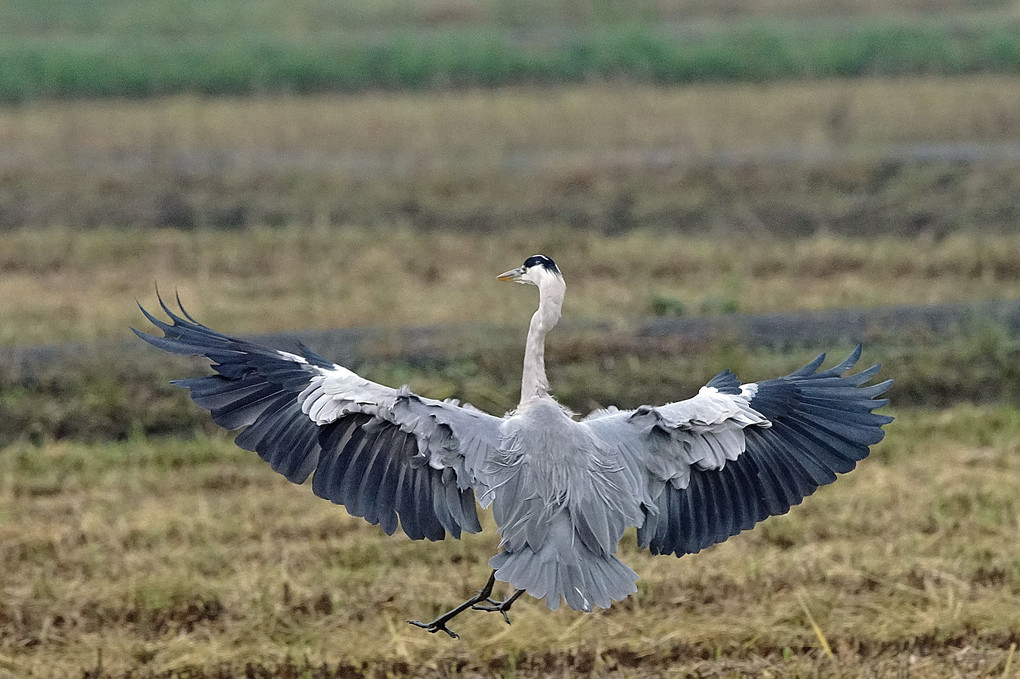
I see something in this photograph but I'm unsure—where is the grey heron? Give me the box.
[135,254,892,638]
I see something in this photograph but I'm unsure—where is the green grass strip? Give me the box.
[2,20,1020,101]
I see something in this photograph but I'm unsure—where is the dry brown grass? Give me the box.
[3,76,1019,161]
[0,405,1017,677]
[1,76,1018,237]
[1,227,1020,347]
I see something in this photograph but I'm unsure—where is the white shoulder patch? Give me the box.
[296,364,395,424]
[276,350,308,364]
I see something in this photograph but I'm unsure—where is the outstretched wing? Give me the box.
[583,346,892,557]
[134,294,501,541]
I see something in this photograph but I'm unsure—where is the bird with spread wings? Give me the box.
[135,254,892,638]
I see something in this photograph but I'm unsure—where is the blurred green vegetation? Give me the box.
[6,0,1014,34]
[2,0,1020,101]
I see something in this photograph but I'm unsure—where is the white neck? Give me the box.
[520,274,565,405]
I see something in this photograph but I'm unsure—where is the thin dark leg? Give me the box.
[472,588,525,625]
[408,570,497,639]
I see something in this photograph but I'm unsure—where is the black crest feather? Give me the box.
[524,255,559,274]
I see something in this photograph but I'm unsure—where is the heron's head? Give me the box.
[497,255,562,286]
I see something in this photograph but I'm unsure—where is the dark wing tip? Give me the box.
[174,289,195,323]
[136,299,169,329]
[789,352,827,377]
[706,368,743,395]
[130,326,156,342]
[816,345,863,377]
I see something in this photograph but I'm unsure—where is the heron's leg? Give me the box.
[472,588,525,625]
[407,570,497,639]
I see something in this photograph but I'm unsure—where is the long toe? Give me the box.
[407,619,460,638]
[471,600,515,624]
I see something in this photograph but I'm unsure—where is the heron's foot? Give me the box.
[407,570,498,640]
[471,589,525,625]
[407,617,460,639]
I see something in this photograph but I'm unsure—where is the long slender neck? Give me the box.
[520,276,564,405]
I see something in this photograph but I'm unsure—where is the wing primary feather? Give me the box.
[336,426,376,517]
[232,393,294,449]
[393,462,422,540]
[353,426,400,524]
[787,352,826,377]
[679,479,701,554]
[419,468,445,541]
[174,290,201,323]
[663,490,681,556]
[726,457,761,531]
[313,416,365,506]
[706,470,735,545]
[775,421,850,473]
[816,345,861,376]
[432,472,460,538]
[693,473,722,548]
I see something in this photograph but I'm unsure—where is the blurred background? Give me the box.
[1,1,1019,677]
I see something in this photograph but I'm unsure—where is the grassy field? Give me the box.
[3,225,1020,445]
[2,6,1019,673]
[6,0,1013,35]
[0,228,1018,676]
[9,77,1020,162]
[0,405,1017,677]
[2,76,1020,233]
[4,19,1020,102]
[3,227,1020,346]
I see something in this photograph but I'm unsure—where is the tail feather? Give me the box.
[489,537,638,612]
[586,557,616,609]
